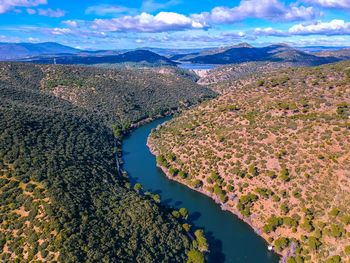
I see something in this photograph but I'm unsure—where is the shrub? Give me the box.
[248,164,259,177]
[280,167,290,182]
[280,203,290,214]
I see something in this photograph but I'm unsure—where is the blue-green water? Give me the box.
[122,117,280,263]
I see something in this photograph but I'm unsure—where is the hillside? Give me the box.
[148,61,350,262]
[0,63,214,124]
[0,62,216,262]
[196,61,297,87]
[0,42,80,60]
[17,50,177,67]
[174,44,339,66]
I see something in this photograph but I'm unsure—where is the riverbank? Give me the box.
[147,128,284,261]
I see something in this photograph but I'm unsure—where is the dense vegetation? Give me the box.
[0,62,216,124]
[0,62,216,261]
[149,61,350,262]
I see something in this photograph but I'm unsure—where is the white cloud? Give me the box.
[38,8,65,17]
[284,5,317,21]
[62,20,78,27]
[305,0,350,9]
[50,27,72,35]
[253,19,350,37]
[207,0,317,23]
[0,0,47,14]
[91,12,208,33]
[289,19,350,35]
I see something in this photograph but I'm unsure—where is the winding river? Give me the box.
[122,116,280,263]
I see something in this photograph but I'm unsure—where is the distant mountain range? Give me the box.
[0,42,80,60]
[0,41,349,68]
[171,43,340,66]
[315,48,350,60]
[19,50,178,66]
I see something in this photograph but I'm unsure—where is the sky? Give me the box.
[0,0,350,50]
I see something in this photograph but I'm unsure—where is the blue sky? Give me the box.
[0,0,350,49]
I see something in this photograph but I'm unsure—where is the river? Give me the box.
[122,116,280,263]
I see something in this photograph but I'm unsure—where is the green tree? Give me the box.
[179,208,189,219]
[187,249,204,263]
[133,183,142,192]
[182,223,191,232]
[194,230,209,252]
[274,237,289,252]
[308,236,322,250]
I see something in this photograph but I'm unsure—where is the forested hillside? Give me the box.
[0,62,216,262]
[149,61,350,262]
[16,50,177,67]
[0,62,215,124]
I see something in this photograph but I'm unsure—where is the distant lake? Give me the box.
[122,116,280,263]
[177,63,219,70]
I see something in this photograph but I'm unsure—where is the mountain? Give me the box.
[18,50,178,67]
[170,43,254,62]
[174,44,339,66]
[0,42,80,60]
[0,62,216,261]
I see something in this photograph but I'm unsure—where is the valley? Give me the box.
[0,42,349,263]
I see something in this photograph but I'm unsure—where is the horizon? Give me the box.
[1,41,350,52]
[0,0,350,49]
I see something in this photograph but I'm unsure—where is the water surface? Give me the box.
[177,63,218,70]
[122,117,280,263]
